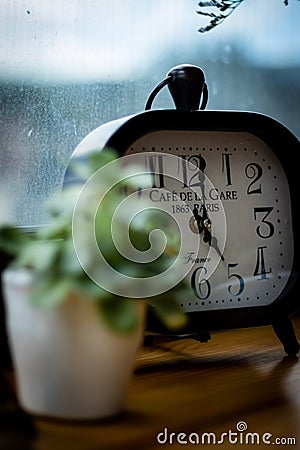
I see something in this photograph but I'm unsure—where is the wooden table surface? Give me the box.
[1,315,300,449]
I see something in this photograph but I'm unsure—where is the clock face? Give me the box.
[125,130,294,313]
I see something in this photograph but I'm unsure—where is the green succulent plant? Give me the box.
[0,149,188,334]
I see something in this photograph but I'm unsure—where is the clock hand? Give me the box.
[207,234,225,261]
[197,156,206,202]
[193,206,225,261]
[192,207,210,239]
[201,204,225,261]
[200,202,211,243]
[191,158,225,261]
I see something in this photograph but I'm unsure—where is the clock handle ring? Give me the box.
[145,76,172,111]
[145,64,209,111]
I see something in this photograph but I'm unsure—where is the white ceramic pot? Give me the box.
[2,268,145,420]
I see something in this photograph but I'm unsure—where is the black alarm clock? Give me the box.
[64,65,300,356]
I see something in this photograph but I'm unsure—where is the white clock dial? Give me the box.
[125,130,294,312]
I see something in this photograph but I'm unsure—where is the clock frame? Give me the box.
[65,65,300,355]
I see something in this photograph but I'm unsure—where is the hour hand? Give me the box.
[192,207,210,234]
[193,207,224,261]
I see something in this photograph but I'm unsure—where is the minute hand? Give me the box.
[193,205,225,261]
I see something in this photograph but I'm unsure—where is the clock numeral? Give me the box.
[191,266,211,300]
[245,163,263,195]
[221,153,233,186]
[253,207,275,238]
[191,263,246,301]
[227,263,244,296]
[145,154,165,188]
[180,155,206,189]
[253,246,272,280]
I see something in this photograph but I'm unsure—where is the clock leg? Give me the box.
[272,318,300,357]
[193,332,211,343]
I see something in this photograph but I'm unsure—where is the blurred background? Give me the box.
[0,0,299,227]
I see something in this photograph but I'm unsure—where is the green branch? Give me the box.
[197,0,299,33]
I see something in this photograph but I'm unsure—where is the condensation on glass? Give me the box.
[0,0,299,226]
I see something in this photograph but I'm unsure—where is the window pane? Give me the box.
[0,0,299,226]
